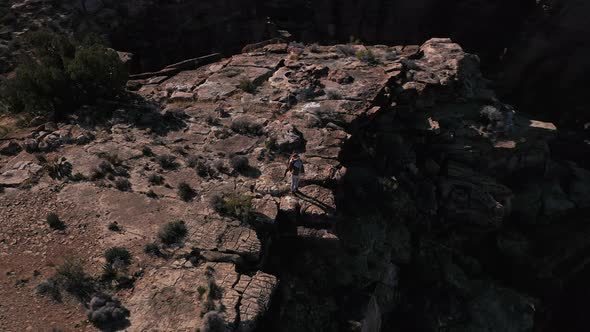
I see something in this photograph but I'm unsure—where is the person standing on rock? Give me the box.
[285,153,304,193]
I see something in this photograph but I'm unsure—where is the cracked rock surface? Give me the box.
[1,37,590,332]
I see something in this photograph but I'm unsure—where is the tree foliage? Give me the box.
[0,30,128,119]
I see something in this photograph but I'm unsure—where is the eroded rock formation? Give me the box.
[1,37,590,331]
[3,0,590,127]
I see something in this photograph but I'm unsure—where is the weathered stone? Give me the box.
[0,141,22,156]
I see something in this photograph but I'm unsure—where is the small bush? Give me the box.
[336,44,357,56]
[186,155,200,168]
[230,117,263,136]
[326,89,342,100]
[143,243,162,257]
[104,247,132,267]
[142,146,153,156]
[158,220,188,245]
[230,155,249,173]
[385,51,399,61]
[195,160,217,178]
[356,49,378,64]
[107,222,121,232]
[55,258,95,301]
[90,159,114,180]
[294,85,316,102]
[46,213,66,230]
[212,159,227,174]
[69,172,87,182]
[212,193,253,222]
[309,43,321,53]
[148,173,164,185]
[206,115,220,126]
[114,178,131,191]
[146,190,158,199]
[36,278,62,303]
[87,293,130,330]
[238,78,256,93]
[178,182,196,201]
[156,154,178,170]
[45,157,72,180]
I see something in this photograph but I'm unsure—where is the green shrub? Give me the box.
[148,173,164,185]
[156,154,177,170]
[238,78,256,93]
[230,155,249,172]
[143,242,162,257]
[45,157,72,180]
[104,247,132,266]
[0,30,128,119]
[55,257,95,301]
[230,117,263,136]
[107,222,121,232]
[212,193,253,222]
[355,49,378,64]
[47,213,66,230]
[36,278,62,303]
[142,146,153,156]
[178,182,196,201]
[158,220,188,245]
[114,178,131,191]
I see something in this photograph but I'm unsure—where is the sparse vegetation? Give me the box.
[309,43,321,53]
[186,155,200,168]
[212,159,227,174]
[206,115,220,126]
[230,117,263,136]
[230,155,249,172]
[156,154,178,170]
[0,31,128,119]
[356,49,378,64]
[36,278,62,303]
[146,190,158,199]
[212,193,253,222]
[148,173,164,185]
[69,172,87,182]
[46,213,66,230]
[294,85,316,102]
[178,182,196,201]
[142,146,153,156]
[385,50,399,61]
[238,78,256,93]
[104,247,132,267]
[45,157,73,179]
[326,89,342,100]
[108,222,121,232]
[87,293,130,330]
[114,178,131,191]
[55,257,95,301]
[143,242,162,257]
[158,220,188,245]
